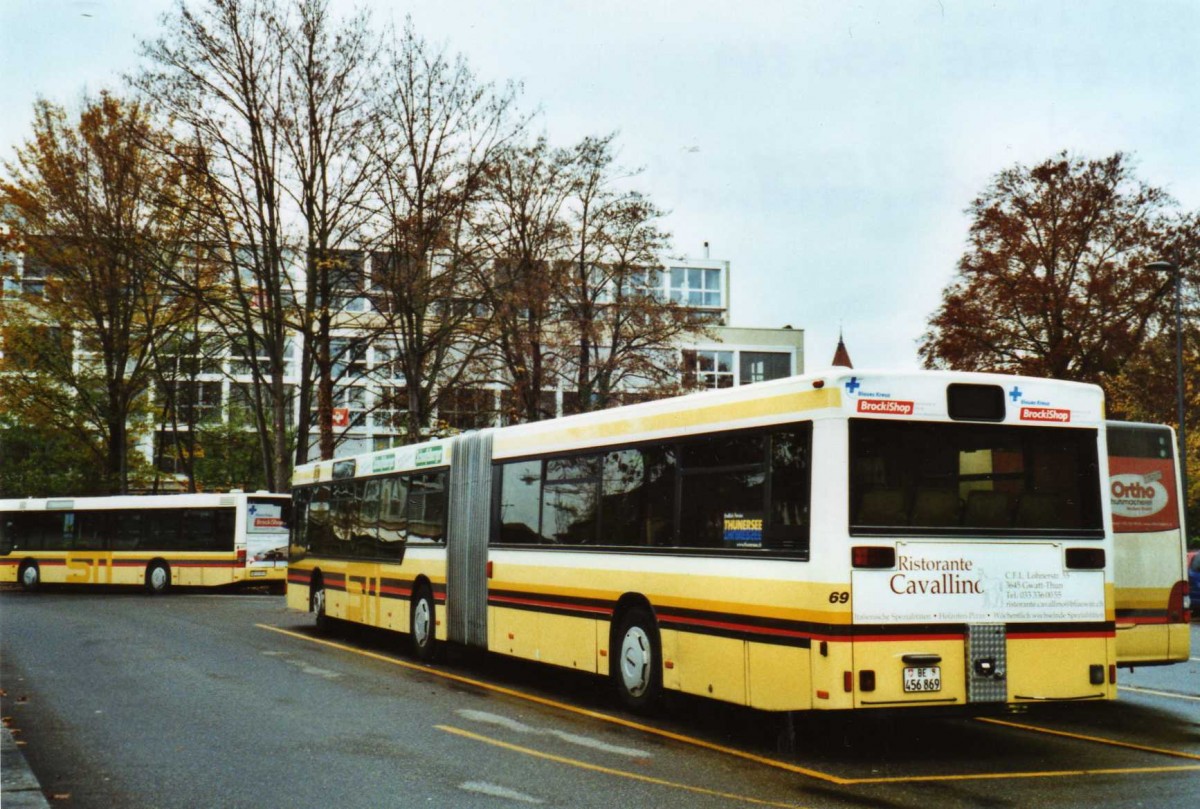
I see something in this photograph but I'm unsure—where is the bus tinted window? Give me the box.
[1106,425,1173,459]
[850,420,1102,535]
[493,424,810,556]
[291,470,447,560]
[498,461,542,543]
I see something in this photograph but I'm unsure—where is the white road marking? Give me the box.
[459,781,545,804]
[262,649,342,679]
[1119,685,1200,702]
[457,709,651,759]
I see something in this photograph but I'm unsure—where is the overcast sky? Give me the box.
[3,0,1198,371]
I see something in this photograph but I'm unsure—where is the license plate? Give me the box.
[250,570,267,577]
[903,666,941,693]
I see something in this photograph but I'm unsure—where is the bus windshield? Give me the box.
[850,420,1102,536]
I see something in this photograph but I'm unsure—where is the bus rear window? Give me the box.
[850,420,1102,536]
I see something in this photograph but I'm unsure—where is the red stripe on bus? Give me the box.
[489,594,613,616]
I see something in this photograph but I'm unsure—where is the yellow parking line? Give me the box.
[256,624,850,784]
[258,623,1200,785]
[977,717,1200,761]
[847,763,1200,785]
[437,725,809,808]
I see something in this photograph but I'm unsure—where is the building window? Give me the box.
[439,388,496,431]
[739,352,792,384]
[375,386,408,430]
[669,267,722,308]
[683,350,735,389]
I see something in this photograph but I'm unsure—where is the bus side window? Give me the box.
[377,475,408,558]
[542,456,600,545]
[408,472,446,544]
[355,479,382,557]
[767,426,811,555]
[679,434,766,549]
[307,485,332,555]
[77,511,111,550]
[496,461,543,544]
[601,449,646,546]
[330,481,358,555]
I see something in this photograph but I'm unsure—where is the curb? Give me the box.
[1,724,50,808]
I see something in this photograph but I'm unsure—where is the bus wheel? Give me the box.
[145,562,171,595]
[19,561,40,592]
[410,586,437,662]
[613,607,662,712]
[312,582,330,632]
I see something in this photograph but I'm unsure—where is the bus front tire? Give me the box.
[613,607,662,712]
[410,586,437,662]
[312,582,330,632]
[145,562,171,595]
[19,561,40,592]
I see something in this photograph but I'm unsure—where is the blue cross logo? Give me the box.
[845,377,861,394]
[248,505,258,515]
[1009,386,1022,403]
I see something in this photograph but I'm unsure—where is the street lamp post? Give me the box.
[1147,260,1188,534]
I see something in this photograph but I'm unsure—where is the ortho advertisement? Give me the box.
[1108,456,1179,534]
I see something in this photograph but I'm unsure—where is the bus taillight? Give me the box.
[1167,580,1188,623]
[237,548,247,567]
[1064,548,1105,570]
[851,546,895,569]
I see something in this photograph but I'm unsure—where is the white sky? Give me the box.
[3,0,1198,371]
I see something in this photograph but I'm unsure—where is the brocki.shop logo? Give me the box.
[858,399,914,416]
[1019,406,1070,423]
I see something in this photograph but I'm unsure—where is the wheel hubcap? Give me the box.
[413,598,431,645]
[22,567,37,587]
[151,567,167,590]
[313,588,325,616]
[619,626,652,696]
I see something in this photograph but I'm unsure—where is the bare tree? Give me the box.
[367,21,525,440]
[281,0,382,462]
[475,136,576,422]
[561,134,702,412]
[140,0,299,490]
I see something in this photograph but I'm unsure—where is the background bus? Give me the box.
[0,492,291,593]
[288,370,1116,714]
[1107,421,1191,666]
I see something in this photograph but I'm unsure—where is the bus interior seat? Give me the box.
[964,490,1012,527]
[910,488,962,527]
[1014,492,1065,528]
[856,489,907,526]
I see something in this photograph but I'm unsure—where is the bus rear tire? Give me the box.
[19,561,40,592]
[410,586,437,662]
[612,607,662,712]
[145,561,171,595]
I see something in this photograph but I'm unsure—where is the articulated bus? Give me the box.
[1107,421,1191,666]
[0,493,291,593]
[287,370,1116,714]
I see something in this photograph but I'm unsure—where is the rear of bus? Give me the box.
[838,373,1115,711]
[1107,422,1190,665]
[242,495,291,588]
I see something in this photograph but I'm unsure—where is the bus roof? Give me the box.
[291,369,1105,484]
[0,492,286,512]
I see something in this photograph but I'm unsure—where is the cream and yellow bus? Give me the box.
[288,370,1116,713]
[0,493,290,593]
[1108,421,1191,666]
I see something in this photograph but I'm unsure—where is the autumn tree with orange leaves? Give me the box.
[921,151,1199,531]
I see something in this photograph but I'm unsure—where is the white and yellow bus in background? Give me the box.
[0,493,290,593]
[1107,421,1191,666]
[288,370,1116,713]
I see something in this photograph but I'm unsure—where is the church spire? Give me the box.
[831,328,853,368]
